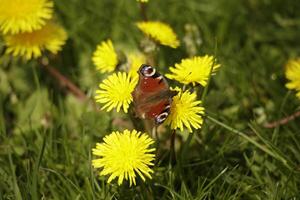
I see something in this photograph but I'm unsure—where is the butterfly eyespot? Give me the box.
[164,104,171,110]
[140,64,156,77]
[155,112,169,124]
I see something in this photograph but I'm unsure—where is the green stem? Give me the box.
[201,38,218,102]
[180,131,194,162]
[207,115,292,170]
[31,132,47,200]
[8,153,22,200]
[183,41,218,154]
[139,2,148,21]
[169,130,176,165]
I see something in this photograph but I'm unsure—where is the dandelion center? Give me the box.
[0,0,53,34]
[92,40,118,73]
[165,89,205,132]
[136,21,180,48]
[92,130,155,186]
[4,21,67,60]
[166,55,220,86]
[95,72,138,113]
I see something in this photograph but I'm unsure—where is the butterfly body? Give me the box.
[132,64,176,125]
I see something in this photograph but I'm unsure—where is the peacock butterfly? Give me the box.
[132,64,177,125]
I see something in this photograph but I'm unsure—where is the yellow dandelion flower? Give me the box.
[127,52,146,78]
[137,0,148,2]
[4,21,67,60]
[136,21,179,48]
[92,40,118,73]
[0,0,53,34]
[92,129,155,186]
[95,72,137,113]
[285,58,300,99]
[165,88,205,132]
[166,55,220,87]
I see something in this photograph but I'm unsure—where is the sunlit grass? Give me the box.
[0,0,300,199]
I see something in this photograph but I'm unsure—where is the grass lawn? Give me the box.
[1,0,300,199]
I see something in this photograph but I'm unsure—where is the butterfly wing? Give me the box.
[132,65,176,124]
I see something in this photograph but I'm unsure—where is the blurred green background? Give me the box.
[1,0,300,199]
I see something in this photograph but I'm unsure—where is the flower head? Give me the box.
[95,72,137,113]
[0,0,53,34]
[92,40,118,73]
[4,21,67,60]
[136,21,179,48]
[92,129,155,186]
[166,55,220,86]
[285,58,300,99]
[137,0,148,2]
[127,52,146,78]
[165,88,205,132]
